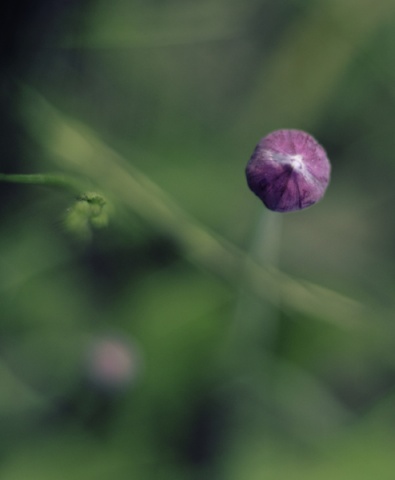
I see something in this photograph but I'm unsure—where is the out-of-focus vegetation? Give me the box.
[2,0,395,478]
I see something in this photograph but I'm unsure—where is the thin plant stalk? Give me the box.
[0,173,88,194]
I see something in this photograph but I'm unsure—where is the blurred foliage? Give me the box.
[2,0,395,478]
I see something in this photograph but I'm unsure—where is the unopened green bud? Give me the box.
[64,192,109,241]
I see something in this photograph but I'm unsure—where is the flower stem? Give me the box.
[231,209,283,363]
[0,173,87,194]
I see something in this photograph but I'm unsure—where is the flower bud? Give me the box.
[64,192,109,241]
[246,129,331,212]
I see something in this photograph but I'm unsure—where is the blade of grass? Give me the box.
[20,87,384,330]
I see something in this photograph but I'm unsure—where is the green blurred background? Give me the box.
[2,0,395,478]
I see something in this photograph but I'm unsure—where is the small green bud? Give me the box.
[64,192,109,241]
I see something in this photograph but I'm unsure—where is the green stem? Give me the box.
[0,173,87,194]
[229,210,283,370]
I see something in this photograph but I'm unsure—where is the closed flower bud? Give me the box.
[245,129,331,212]
[64,192,109,242]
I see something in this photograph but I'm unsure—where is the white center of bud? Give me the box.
[290,154,304,171]
[266,150,305,172]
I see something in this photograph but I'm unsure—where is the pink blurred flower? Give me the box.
[86,336,141,391]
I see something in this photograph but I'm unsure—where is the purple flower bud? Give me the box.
[245,129,331,212]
